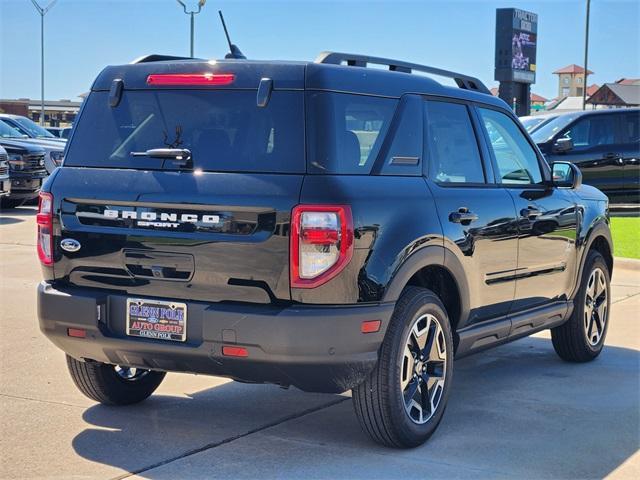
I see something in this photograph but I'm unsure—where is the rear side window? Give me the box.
[621,113,639,143]
[479,107,543,185]
[559,115,615,148]
[425,101,485,184]
[64,90,304,173]
[306,92,396,174]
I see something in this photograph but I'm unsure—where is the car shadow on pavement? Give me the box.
[71,337,639,479]
[0,206,37,222]
[0,216,24,225]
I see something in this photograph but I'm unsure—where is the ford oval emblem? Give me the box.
[60,238,81,253]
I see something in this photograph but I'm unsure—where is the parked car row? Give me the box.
[0,114,66,209]
[521,108,640,204]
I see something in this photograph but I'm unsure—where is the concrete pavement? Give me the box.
[1,205,638,479]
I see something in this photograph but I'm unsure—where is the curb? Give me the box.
[614,257,640,271]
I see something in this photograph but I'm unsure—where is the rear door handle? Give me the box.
[449,208,478,224]
[520,206,542,219]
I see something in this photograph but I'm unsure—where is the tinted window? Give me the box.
[479,108,543,185]
[0,120,26,138]
[560,115,615,148]
[520,116,546,132]
[4,116,56,139]
[306,92,396,174]
[531,113,579,143]
[621,113,640,143]
[65,90,304,173]
[425,101,485,184]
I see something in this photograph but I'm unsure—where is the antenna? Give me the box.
[218,10,246,59]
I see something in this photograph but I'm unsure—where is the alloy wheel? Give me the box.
[584,267,608,346]
[400,313,447,424]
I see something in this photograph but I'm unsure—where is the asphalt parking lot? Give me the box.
[1,205,638,480]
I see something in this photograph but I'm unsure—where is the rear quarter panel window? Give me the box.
[306,92,396,174]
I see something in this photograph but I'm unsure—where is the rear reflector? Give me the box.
[361,320,381,334]
[67,328,86,338]
[146,73,235,86]
[222,346,248,357]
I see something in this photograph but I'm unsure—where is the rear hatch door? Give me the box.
[51,61,305,303]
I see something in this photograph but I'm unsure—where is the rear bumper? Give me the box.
[37,282,395,393]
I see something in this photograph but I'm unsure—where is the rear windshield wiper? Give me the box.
[131,148,192,168]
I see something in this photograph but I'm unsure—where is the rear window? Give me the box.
[306,92,397,174]
[64,90,304,173]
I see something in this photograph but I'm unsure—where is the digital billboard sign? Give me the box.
[495,8,538,84]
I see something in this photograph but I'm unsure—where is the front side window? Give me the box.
[424,101,485,184]
[559,115,615,148]
[479,108,543,185]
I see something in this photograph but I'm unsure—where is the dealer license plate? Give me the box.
[126,298,187,342]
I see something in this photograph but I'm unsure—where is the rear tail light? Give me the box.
[36,192,54,266]
[290,205,353,288]
[146,73,235,86]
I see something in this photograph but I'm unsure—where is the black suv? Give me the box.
[0,122,48,209]
[532,108,640,204]
[37,53,613,448]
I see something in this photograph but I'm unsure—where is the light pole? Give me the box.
[176,0,207,58]
[582,0,591,110]
[30,0,58,126]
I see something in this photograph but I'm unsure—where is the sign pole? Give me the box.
[582,0,591,110]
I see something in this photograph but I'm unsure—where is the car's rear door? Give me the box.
[424,99,519,326]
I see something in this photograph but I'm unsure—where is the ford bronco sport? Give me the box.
[37,52,613,448]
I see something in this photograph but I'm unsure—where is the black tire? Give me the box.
[352,286,454,448]
[1,198,26,209]
[66,355,166,405]
[551,250,610,362]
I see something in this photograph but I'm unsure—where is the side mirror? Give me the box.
[553,137,574,153]
[551,161,582,189]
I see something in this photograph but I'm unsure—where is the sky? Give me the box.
[1,0,639,102]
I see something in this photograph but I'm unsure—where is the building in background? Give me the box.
[0,98,81,127]
[587,83,640,108]
[553,64,593,98]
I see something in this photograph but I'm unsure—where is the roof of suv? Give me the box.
[91,52,508,110]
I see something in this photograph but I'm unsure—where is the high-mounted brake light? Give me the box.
[146,73,235,86]
[290,205,354,289]
[36,192,54,266]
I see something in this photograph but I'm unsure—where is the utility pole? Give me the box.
[582,0,591,110]
[176,0,207,58]
[30,0,58,126]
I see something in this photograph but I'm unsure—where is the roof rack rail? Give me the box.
[315,51,490,95]
[130,54,203,64]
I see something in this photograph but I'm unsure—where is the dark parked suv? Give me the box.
[0,122,48,209]
[532,108,640,204]
[37,52,613,448]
